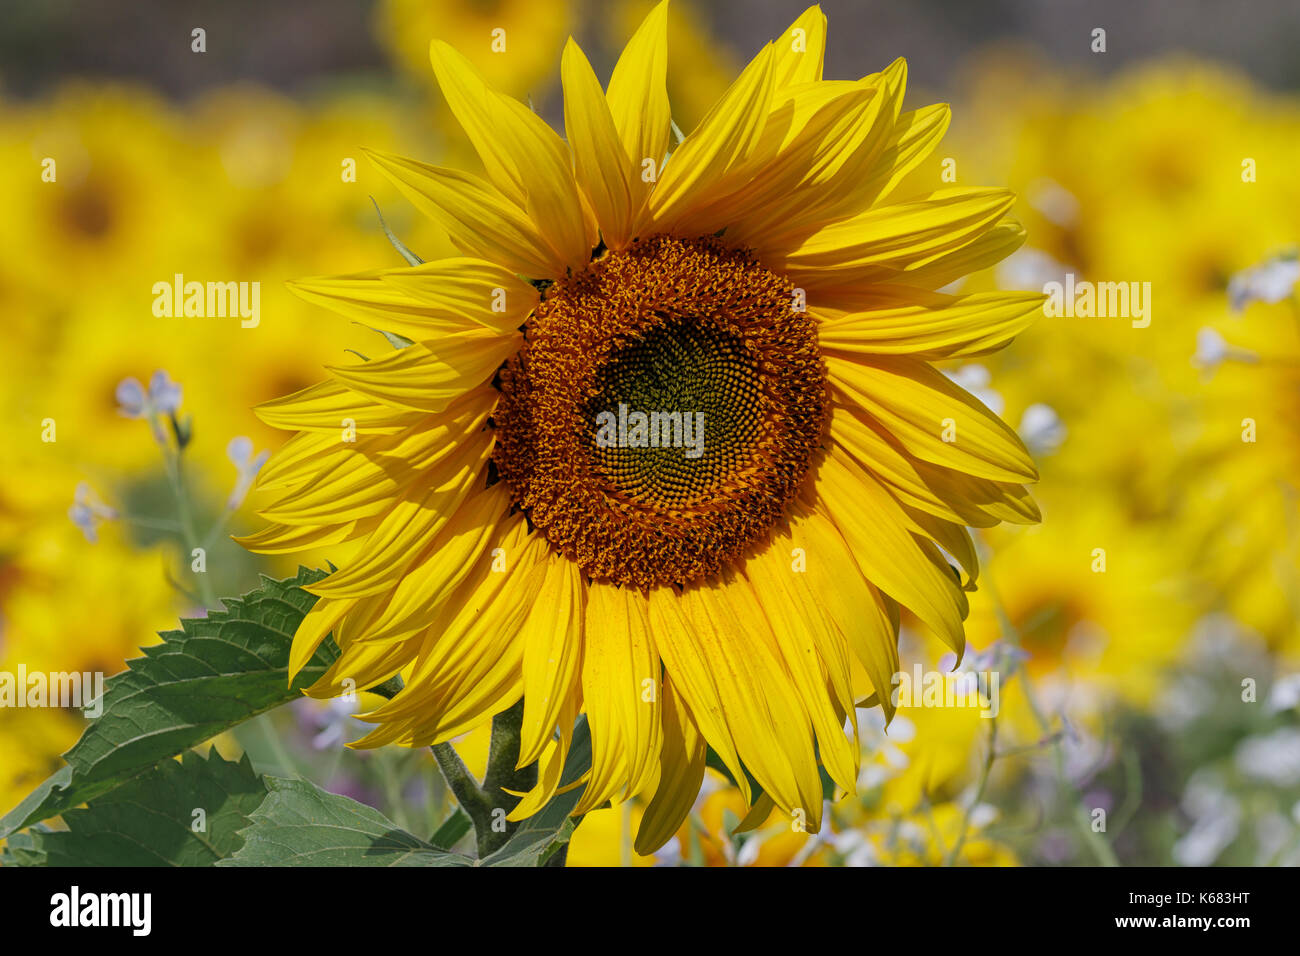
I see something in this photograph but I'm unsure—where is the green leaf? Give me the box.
[0,827,47,866]
[8,749,267,867]
[0,569,338,839]
[220,777,470,867]
[429,808,473,851]
[480,717,591,867]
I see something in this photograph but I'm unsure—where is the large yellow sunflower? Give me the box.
[241,3,1041,854]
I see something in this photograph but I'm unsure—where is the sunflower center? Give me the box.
[588,318,765,507]
[492,235,827,589]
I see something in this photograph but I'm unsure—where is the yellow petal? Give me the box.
[647,587,751,805]
[742,539,859,793]
[644,43,776,231]
[576,583,662,813]
[287,262,535,341]
[254,378,423,434]
[364,148,567,279]
[903,505,979,589]
[517,555,585,766]
[828,355,1037,482]
[775,187,1017,281]
[288,596,351,683]
[676,83,879,238]
[684,578,824,829]
[254,431,352,490]
[353,483,515,644]
[259,407,487,526]
[633,674,707,855]
[234,520,363,555]
[561,39,637,249]
[789,505,901,718]
[818,291,1043,359]
[854,103,951,207]
[740,74,911,254]
[356,524,546,745]
[377,259,538,335]
[812,448,969,659]
[311,637,415,701]
[830,404,1038,527]
[606,0,670,207]
[429,39,593,269]
[815,219,1026,299]
[327,336,517,413]
[772,6,827,87]
[308,437,494,599]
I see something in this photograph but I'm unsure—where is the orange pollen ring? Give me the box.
[491,235,827,589]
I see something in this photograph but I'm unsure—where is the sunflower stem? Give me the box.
[430,742,492,836]
[429,700,538,860]
[478,699,537,857]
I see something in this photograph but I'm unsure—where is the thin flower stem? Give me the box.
[120,514,184,533]
[1020,676,1121,867]
[919,794,950,859]
[945,714,998,866]
[201,507,233,553]
[162,448,217,608]
[974,532,1120,867]
[257,711,299,777]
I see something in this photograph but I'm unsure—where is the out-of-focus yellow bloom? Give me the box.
[860,801,1016,867]
[673,782,825,867]
[876,698,985,814]
[934,58,1300,663]
[375,0,574,101]
[0,708,83,825]
[0,458,179,676]
[567,802,656,867]
[0,86,193,321]
[1187,288,1300,652]
[966,498,1202,709]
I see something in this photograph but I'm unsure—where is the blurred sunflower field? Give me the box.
[1,0,1298,870]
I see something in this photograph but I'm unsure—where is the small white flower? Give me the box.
[1018,402,1067,454]
[944,364,1004,416]
[653,836,683,867]
[68,482,117,543]
[302,696,363,751]
[226,436,270,509]
[1227,253,1299,312]
[1172,808,1240,867]
[1266,673,1300,713]
[996,247,1069,291]
[969,803,999,829]
[734,834,761,867]
[1027,178,1080,228]
[1235,727,1300,786]
[114,378,148,418]
[1193,327,1230,370]
[828,828,877,867]
[116,370,183,418]
[148,370,183,415]
[1192,327,1259,379]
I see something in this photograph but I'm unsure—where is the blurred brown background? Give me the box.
[5,0,1299,99]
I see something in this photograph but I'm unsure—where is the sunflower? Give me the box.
[242,2,1041,854]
